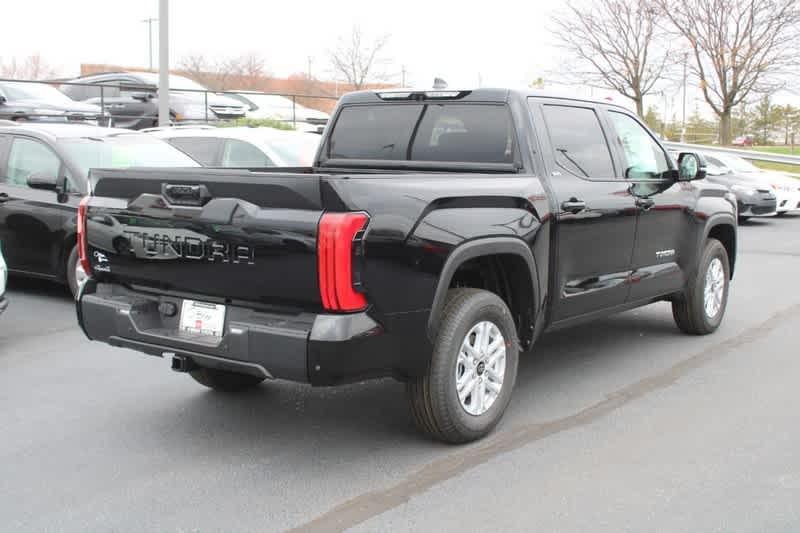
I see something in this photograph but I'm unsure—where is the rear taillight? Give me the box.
[77,196,92,276]
[317,212,369,312]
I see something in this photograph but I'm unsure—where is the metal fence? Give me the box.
[0,77,339,129]
[664,142,800,175]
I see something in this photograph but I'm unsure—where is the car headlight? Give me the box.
[730,185,757,196]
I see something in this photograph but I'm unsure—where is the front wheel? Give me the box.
[407,288,519,443]
[672,238,730,335]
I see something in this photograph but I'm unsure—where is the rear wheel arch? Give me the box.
[427,237,539,350]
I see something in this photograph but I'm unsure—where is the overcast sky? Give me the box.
[3,0,795,118]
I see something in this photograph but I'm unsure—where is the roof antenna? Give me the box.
[432,77,448,89]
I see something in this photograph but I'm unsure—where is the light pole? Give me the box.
[681,52,688,142]
[158,0,169,126]
[141,17,158,71]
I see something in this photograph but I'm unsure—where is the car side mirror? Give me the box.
[27,172,59,191]
[0,95,6,104]
[677,152,707,181]
[129,92,154,102]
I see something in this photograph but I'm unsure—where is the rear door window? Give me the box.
[540,104,616,179]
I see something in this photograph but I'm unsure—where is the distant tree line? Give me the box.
[551,0,800,145]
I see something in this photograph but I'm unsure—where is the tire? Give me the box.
[189,367,265,392]
[776,211,788,217]
[672,238,730,335]
[66,245,81,297]
[407,288,519,444]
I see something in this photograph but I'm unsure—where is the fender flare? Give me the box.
[426,236,539,340]
[702,213,737,277]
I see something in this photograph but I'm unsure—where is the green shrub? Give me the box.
[218,117,295,130]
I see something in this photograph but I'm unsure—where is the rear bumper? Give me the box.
[77,281,430,385]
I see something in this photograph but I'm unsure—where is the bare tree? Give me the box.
[0,54,59,80]
[657,0,800,144]
[550,0,671,117]
[178,53,269,91]
[330,26,390,90]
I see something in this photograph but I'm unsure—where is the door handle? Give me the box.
[635,197,655,211]
[561,198,586,214]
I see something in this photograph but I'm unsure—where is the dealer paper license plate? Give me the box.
[179,300,226,337]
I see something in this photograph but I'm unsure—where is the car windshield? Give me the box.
[702,155,732,176]
[717,155,760,173]
[267,133,321,166]
[60,134,200,176]
[0,81,74,103]
[135,73,208,92]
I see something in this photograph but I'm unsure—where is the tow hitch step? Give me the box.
[169,354,198,373]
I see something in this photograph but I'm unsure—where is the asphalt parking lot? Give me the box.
[1,214,799,532]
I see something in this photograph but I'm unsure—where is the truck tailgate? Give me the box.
[85,168,325,309]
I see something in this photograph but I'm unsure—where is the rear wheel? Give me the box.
[672,238,730,335]
[189,367,265,392]
[407,288,519,443]
[776,211,788,217]
[66,245,87,298]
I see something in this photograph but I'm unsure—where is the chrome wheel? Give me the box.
[75,262,88,293]
[703,257,725,318]
[455,320,506,416]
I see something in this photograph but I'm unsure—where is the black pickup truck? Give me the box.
[76,89,737,443]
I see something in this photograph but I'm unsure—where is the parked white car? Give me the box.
[146,126,321,167]
[0,241,7,315]
[709,153,800,215]
[226,92,329,134]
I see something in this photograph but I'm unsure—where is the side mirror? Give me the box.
[27,172,59,190]
[677,152,707,181]
[129,92,154,102]
[0,95,6,104]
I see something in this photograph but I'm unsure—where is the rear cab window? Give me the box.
[326,103,516,165]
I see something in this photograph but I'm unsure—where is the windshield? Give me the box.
[702,155,732,176]
[716,154,760,173]
[60,134,200,176]
[267,134,321,166]
[0,81,74,102]
[135,73,208,91]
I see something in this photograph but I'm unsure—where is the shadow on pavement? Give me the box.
[7,274,72,301]
[109,308,685,456]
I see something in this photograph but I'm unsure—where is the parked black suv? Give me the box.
[0,123,199,295]
[76,89,737,443]
[61,72,246,130]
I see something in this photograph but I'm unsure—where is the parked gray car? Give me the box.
[0,81,103,124]
[60,72,246,130]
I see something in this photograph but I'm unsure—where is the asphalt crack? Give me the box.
[289,302,800,533]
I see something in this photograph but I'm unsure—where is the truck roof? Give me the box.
[339,87,629,110]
